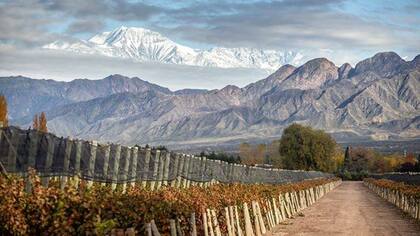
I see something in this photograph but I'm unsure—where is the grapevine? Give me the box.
[0,170,338,235]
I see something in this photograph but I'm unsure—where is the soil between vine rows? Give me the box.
[268,181,420,236]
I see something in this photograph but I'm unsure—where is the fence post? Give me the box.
[177,154,185,188]
[170,219,177,236]
[170,153,180,187]
[190,212,197,236]
[111,144,121,190]
[191,156,197,186]
[122,146,131,192]
[189,155,195,187]
[156,150,165,189]
[86,140,97,188]
[205,158,212,187]
[183,155,191,188]
[42,134,55,186]
[73,140,82,186]
[6,128,18,172]
[60,137,72,189]
[101,144,111,186]
[0,122,2,150]
[25,130,39,192]
[0,124,2,173]
[150,150,161,191]
[198,156,205,187]
[243,203,254,236]
[27,130,39,169]
[163,152,171,186]
[142,148,151,188]
[130,147,138,187]
[230,163,236,182]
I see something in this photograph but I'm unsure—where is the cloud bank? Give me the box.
[0,47,268,90]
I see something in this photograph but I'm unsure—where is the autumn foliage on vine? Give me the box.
[364,178,420,198]
[0,170,337,235]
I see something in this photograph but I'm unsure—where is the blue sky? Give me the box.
[0,0,419,88]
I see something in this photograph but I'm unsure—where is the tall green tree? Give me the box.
[279,123,337,172]
[343,146,352,171]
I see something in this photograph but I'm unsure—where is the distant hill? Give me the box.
[1,52,419,148]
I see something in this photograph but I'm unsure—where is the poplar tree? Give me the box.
[0,95,8,127]
[33,114,39,130]
[39,112,48,133]
[343,146,352,171]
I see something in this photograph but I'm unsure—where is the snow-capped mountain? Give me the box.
[43,26,304,71]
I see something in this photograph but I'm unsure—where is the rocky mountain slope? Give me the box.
[43,26,303,71]
[0,74,171,120]
[3,52,419,148]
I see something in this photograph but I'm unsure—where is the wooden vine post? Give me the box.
[86,140,97,188]
[142,148,151,188]
[101,144,111,187]
[111,144,121,191]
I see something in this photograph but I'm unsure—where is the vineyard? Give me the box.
[0,171,339,235]
[1,127,419,235]
[0,126,342,235]
[0,126,331,190]
[369,172,420,186]
[364,178,420,221]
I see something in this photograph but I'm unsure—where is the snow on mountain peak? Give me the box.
[43,26,304,71]
[88,31,111,44]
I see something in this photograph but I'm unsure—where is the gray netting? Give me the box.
[369,173,420,186]
[0,126,333,184]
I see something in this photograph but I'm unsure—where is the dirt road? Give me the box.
[268,181,420,236]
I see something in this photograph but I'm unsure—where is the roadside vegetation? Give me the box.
[201,123,419,177]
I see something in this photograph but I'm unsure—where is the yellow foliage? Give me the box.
[0,95,8,127]
[33,114,39,130]
[39,112,48,133]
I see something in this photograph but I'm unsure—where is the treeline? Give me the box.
[198,151,241,164]
[237,124,343,173]
[203,123,419,175]
[32,112,48,132]
[340,146,420,179]
[198,124,343,172]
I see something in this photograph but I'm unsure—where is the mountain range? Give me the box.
[43,26,304,71]
[1,52,419,149]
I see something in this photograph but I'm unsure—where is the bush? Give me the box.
[337,170,368,181]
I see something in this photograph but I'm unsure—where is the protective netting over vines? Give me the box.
[369,173,420,186]
[0,126,332,184]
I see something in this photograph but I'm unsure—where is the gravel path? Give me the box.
[268,181,420,236]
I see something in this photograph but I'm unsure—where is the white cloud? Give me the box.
[0,48,269,90]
